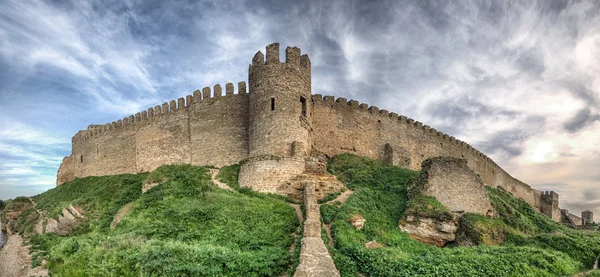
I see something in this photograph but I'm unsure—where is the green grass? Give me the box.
[403,195,453,221]
[216,164,241,190]
[324,153,600,277]
[32,173,145,231]
[587,269,600,276]
[18,164,299,276]
[318,191,341,204]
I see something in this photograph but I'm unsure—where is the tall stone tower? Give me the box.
[238,43,312,192]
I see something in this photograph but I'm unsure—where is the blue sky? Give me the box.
[0,0,599,218]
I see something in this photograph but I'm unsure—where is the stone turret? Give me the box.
[238,43,313,193]
[582,210,593,225]
[540,191,560,222]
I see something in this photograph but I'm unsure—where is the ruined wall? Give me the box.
[409,157,493,215]
[66,82,249,180]
[561,209,583,226]
[311,95,556,219]
[56,155,74,185]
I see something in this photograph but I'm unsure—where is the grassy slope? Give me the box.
[323,153,600,277]
[18,164,298,277]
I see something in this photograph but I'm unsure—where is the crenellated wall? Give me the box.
[310,94,560,221]
[56,42,562,222]
[58,82,250,183]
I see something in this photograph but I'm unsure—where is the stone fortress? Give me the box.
[58,42,586,223]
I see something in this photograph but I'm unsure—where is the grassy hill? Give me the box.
[5,154,600,276]
[322,154,600,277]
[9,165,300,276]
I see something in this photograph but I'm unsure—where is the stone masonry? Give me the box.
[294,182,340,277]
[57,43,563,221]
[582,210,594,225]
[409,157,493,216]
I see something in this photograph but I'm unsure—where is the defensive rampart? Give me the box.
[310,95,560,221]
[57,43,561,222]
[59,82,249,180]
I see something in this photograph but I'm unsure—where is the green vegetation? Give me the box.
[403,195,453,221]
[324,153,600,276]
[9,154,600,276]
[587,269,600,276]
[318,192,341,204]
[216,164,241,190]
[16,164,299,276]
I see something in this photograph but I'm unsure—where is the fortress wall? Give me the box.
[135,98,191,173]
[72,122,137,178]
[68,82,251,180]
[311,95,544,212]
[189,83,250,167]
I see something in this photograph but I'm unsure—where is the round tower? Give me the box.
[239,43,312,193]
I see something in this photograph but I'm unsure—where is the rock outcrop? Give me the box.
[349,215,366,230]
[45,205,85,235]
[399,215,459,247]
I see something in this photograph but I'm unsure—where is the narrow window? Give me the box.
[300,96,307,117]
[80,155,83,164]
[271,98,275,111]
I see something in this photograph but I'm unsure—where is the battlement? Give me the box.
[73,81,248,143]
[250,43,311,71]
[312,94,489,156]
[541,190,559,199]
[60,42,572,223]
[311,93,554,219]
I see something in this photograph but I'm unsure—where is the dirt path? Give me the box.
[0,197,49,277]
[210,169,233,191]
[322,190,353,249]
[111,202,135,229]
[0,229,48,277]
[325,189,353,205]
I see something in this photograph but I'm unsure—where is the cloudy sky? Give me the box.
[0,0,598,218]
